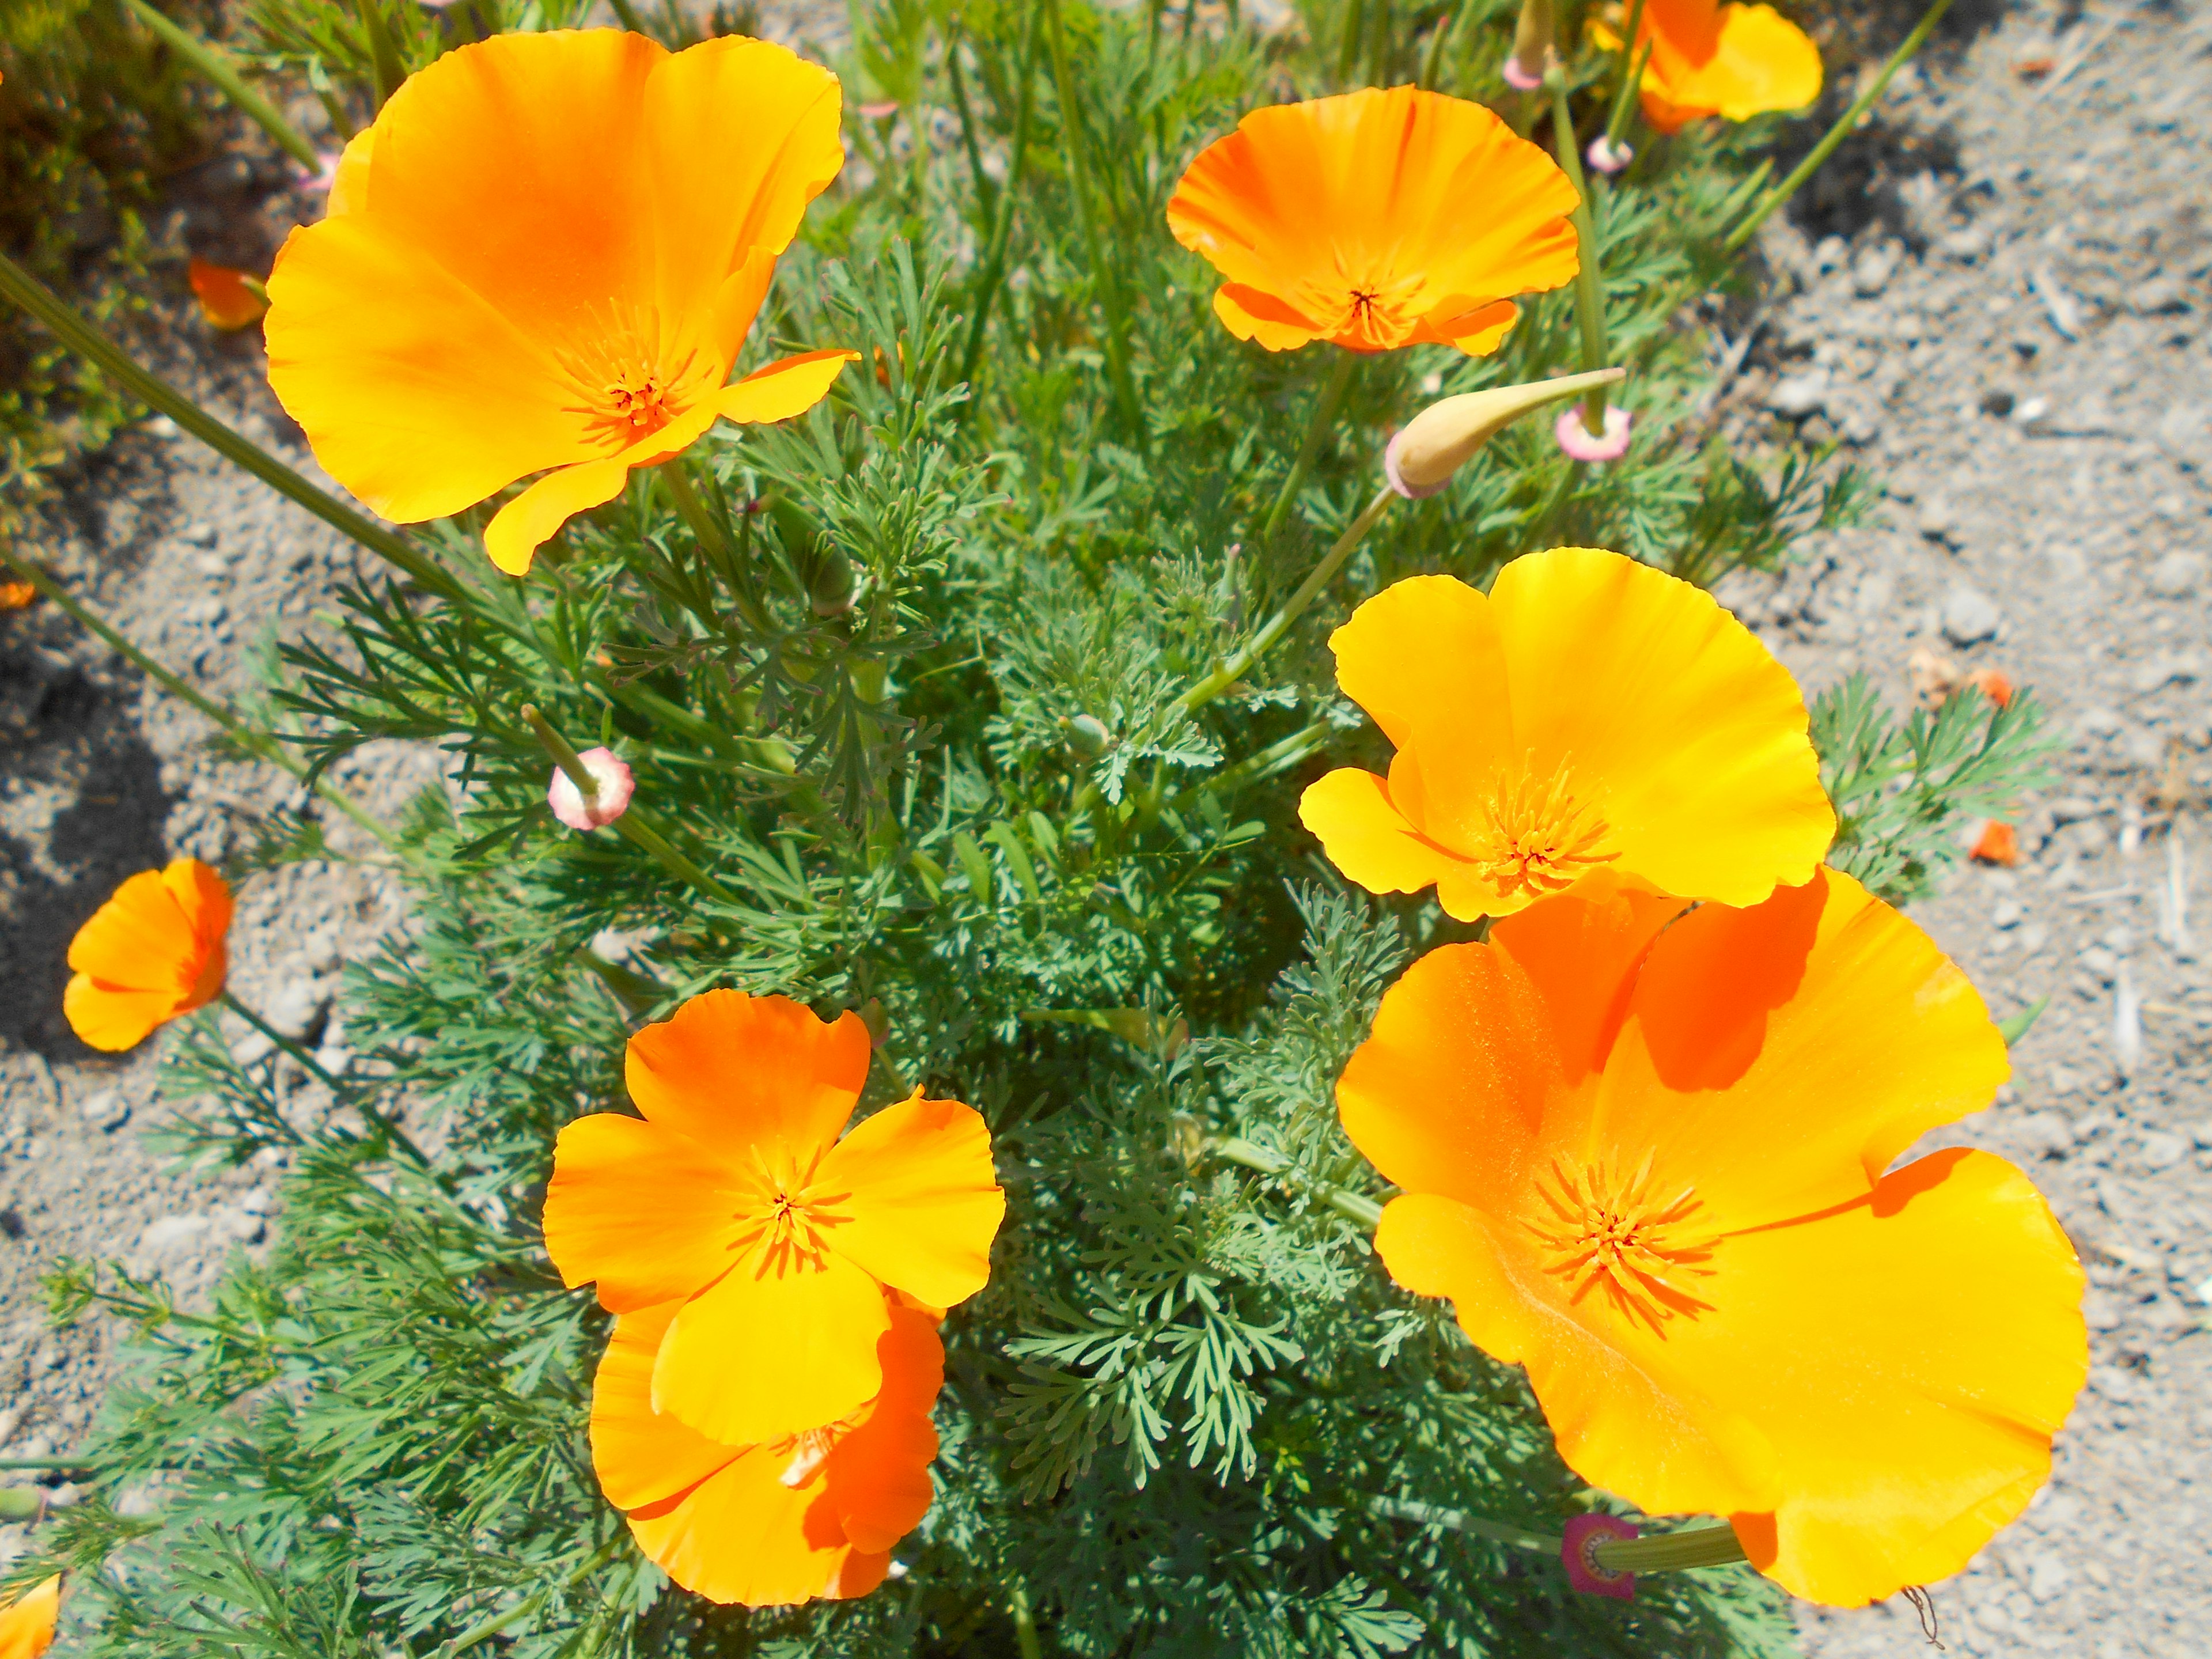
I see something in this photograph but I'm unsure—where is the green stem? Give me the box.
[1042,0,1142,442]
[1547,71,1612,434]
[1369,1497,1556,1553]
[1601,0,1652,151]
[119,0,320,169]
[0,250,469,606]
[1211,1136,1385,1229]
[1182,719,1334,805]
[1418,0,1477,90]
[359,0,410,108]
[0,546,403,858]
[606,0,646,30]
[1183,485,1393,714]
[1257,351,1356,549]
[520,704,745,906]
[1339,0,1368,85]
[1010,1583,1044,1659]
[958,4,1043,400]
[1368,1499,1747,1573]
[1723,0,1958,255]
[219,990,434,1169]
[945,30,999,228]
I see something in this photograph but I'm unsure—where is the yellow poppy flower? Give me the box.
[64,858,231,1052]
[1593,1,1823,133]
[1165,85,1579,355]
[264,29,855,576]
[1339,868,2087,1606]
[0,1575,59,1659]
[1298,548,1834,919]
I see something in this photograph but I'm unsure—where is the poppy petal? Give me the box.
[0,1573,60,1657]
[1211,285,1323,352]
[1327,572,1512,755]
[1600,869,2010,1229]
[323,128,374,218]
[825,1304,943,1551]
[66,867,198,988]
[1486,547,1834,906]
[812,1092,1003,1309]
[62,976,173,1052]
[541,1113,752,1313]
[265,212,599,525]
[626,1439,859,1606]
[1297,769,1460,903]
[624,990,869,1163]
[641,36,844,336]
[1702,1150,2084,1605]
[653,1241,890,1444]
[590,1299,740,1509]
[715,348,858,426]
[1423,297,1520,355]
[482,456,637,576]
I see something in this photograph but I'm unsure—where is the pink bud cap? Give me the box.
[1554,403,1634,463]
[1586,135,1634,175]
[858,100,900,120]
[1562,1514,1638,1600]
[548,747,635,832]
[1502,54,1545,90]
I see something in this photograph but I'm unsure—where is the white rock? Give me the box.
[1766,372,1830,419]
[2146,551,2204,598]
[2138,1130,2188,1170]
[78,1089,130,1132]
[139,1214,210,1259]
[1941,585,2001,645]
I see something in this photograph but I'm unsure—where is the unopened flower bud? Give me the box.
[1504,0,1554,89]
[1554,402,1634,464]
[797,541,856,618]
[1586,134,1634,175]
[548,747,635,832]
[1385,368,1626,499]
[1062,714,1113,757]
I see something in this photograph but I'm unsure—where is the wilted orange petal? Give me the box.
[652,1242,891,1444]
[0,580,38,611]
[188,258,268,331]
[0,1573,60,1659]
[1967,667,2016,708]
[1969,818,2021,865]
[809,1090,1004,1310]
[623,990,869,1160]
[541,1113,754,1313]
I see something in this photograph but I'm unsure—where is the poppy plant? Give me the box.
[1165,85,1580,355]
[0,1575,59,1659]
[542,990,1003,1445]
[264,29,856,576]
[592,1293,941,1605]
[1298,548,1834,920]
[1338,868,2087,1605]
[64,858,231,1052]
[1591,1,1822,133]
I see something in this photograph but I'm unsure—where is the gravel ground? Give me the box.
[2,1,2208,1652]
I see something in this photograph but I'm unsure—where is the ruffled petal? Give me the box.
[1486,546,1834,907]
[1211,285,1324,352]
[810,1092,1003,1309]
[623,990,869,1164]
[1326,573,1512,757]
[652,1240,891,1444]
[1297,769,1465,906]
[541,1113,753,1313]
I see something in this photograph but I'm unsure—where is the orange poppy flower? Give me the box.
[1339,868,2086,1607]
[1592,1,1822,134]
[1165,85,1580,355]
[0,1575,59,1659]
[63,858,231,1052]
[1298,548,1834,920]
[264,30,856,577]
[592,1293,941,1605]
[187,257,268,332]
[543,989,1003,1445]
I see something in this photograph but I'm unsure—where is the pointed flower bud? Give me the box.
[549,747,635,832]
[1385,368,1626,499]
[1504,0,1555,89]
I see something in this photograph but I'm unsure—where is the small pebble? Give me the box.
[2146,551,2204,598]
[77,1090,130,1132]
[1941,585,2001,645]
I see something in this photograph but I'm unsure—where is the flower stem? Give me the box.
[1010,1583,1044,1659]
[1182,484,1393,714]
[1601,0,1652,152]
[0,546,404,859]
[957,3,1044,399]
[518,704,745,907]
[1042,0,1143,442]
[1209,1135,1385,1229]
[218,990,434,1169]
[0,251,468,606]
[1257,351,1357,550]
[1722,0,1959,255]
[1547,71,1613,435]
[119,0,320,169]
[1417,0,1478,91]
[1369,1498,1748,1573]
[1338,0,1367,85]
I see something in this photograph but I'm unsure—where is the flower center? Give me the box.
[741,1146,844,1272]
[1524,1150,1715,1328]
[556,301,711,446]
[1459,755,1616,899]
